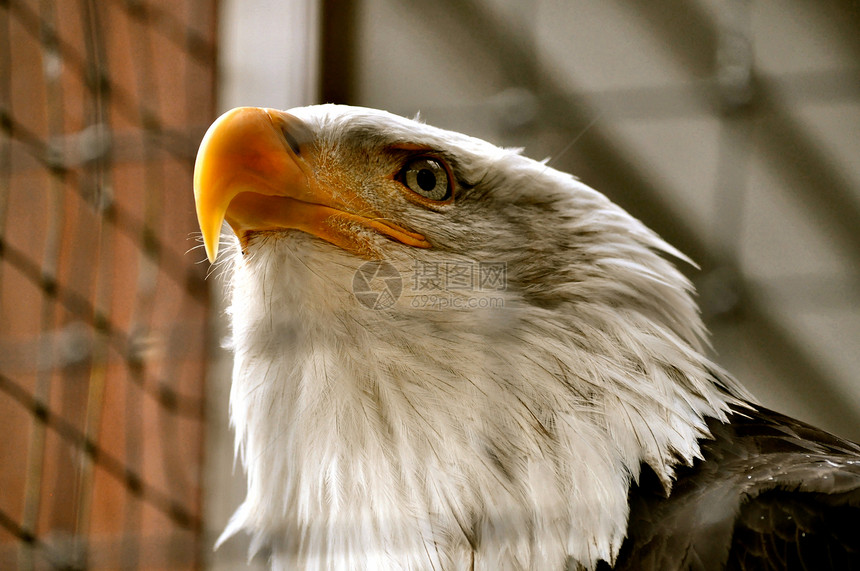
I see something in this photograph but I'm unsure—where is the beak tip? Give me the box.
[199,219,222,264]
[205,244,218,264]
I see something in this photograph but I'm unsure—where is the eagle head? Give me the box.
[194,105,747,570]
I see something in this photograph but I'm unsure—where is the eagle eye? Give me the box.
[399,157,451,201]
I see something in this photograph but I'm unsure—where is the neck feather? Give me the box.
[220,245,745,570]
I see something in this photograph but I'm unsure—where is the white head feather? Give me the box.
[213,105,750,570]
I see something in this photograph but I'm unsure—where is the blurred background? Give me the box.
[1,0,857,569]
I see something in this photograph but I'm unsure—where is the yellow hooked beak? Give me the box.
[193,106,430,263]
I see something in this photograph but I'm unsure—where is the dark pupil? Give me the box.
[416,168,437,191]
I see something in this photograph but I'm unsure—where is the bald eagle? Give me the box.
[194,106,860,570]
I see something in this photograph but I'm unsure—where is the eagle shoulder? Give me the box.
[607,406,860,570]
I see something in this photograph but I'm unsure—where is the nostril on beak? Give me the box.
[282,129,301,155]
[264,110,314,157]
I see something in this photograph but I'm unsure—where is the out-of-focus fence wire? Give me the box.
[0,0,217,568]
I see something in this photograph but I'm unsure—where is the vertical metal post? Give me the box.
[320,0,358,104]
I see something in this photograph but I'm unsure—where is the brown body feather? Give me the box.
[610,406,860,570]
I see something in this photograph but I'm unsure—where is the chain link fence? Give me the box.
[1,1,217,568]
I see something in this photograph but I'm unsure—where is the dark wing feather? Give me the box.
[604,405,860,570]
[729,488,860,570]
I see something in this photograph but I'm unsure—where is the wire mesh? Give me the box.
[0,0,217,568]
